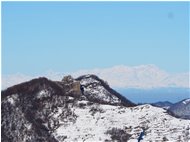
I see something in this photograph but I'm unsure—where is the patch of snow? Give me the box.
[36,90,51,99]
[80,77,99,86]
[25,123,32,130]
[182,99,190,105]
[7,94,18,105]
[7,97,14,105]
[68,96,74,100]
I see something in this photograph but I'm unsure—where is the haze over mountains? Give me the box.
[2,64,189,89]
[118,87,189,103]
[72,64,189,89]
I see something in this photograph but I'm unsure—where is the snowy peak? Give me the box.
[76,74,136,107]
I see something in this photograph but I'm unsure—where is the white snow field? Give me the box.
[51,99,190,142]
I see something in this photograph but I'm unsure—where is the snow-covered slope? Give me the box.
[53,100,190,142]
[1,75,190,142]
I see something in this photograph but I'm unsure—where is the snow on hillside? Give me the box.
[52,99,190,142]
[79,75,121,104]
[183,99,190,105]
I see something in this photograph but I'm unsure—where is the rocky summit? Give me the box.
[1,75,190,142]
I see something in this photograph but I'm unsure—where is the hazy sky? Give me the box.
[2,2,189,75]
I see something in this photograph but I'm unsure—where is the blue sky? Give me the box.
[2,2,189,76]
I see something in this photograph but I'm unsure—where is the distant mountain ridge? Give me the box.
[150,99,190,119]
[151,101,173,109]
[167,98,190,119]
[71,65,189,88]
[2,65,189,89]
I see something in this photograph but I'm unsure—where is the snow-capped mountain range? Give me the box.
[2,64,189,89]
[72,65,189,89]
[1,75,190,142]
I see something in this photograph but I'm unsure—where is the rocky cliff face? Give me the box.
[1,75,189,142]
